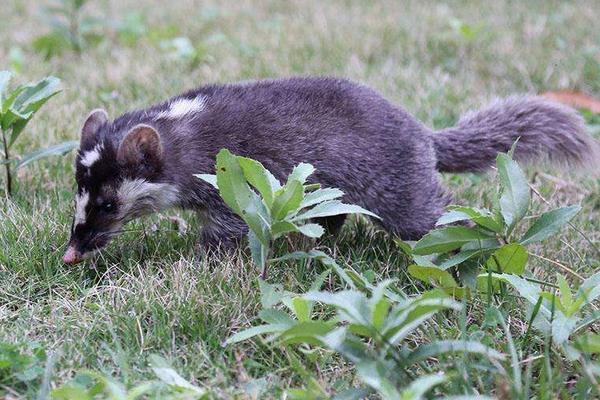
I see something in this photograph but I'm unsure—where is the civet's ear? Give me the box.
[117,124,163,174]
[81,109,109,148]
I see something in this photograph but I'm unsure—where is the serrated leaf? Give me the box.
[497,153,530,231]
[413,226,493,255]
[287,162,315,184]
[296,223,325,238]
[292,200,379,221]
[520,205,581,245]
[299,187,344,209]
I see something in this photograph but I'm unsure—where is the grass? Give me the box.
[1,0,600,398]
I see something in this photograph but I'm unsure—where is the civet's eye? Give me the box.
[102,202,114,212]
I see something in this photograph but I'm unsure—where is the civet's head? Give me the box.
[63,109,178,264]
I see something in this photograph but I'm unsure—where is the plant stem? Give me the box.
[1,129,12,197]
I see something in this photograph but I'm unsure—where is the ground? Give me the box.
[1,0,600,398]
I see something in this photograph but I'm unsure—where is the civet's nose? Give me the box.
[63,246,83,265]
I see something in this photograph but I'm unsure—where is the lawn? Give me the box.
[2,0,600,398]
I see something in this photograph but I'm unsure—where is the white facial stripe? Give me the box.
[155,95,207,120]
[74,190,90,226]
[117,179,179,219]
[80,143,103,168]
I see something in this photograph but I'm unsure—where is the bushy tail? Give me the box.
[432,96,599,173]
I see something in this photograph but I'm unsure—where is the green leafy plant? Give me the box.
[51,355,208,400]
[405,152,581,295]
[0,71,77,196]
[486,272,600,347]
[196,149,378,278]
[226,267,502,399]
[33,0,103,58]
[0,341,46,392]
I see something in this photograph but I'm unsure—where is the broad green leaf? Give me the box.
[557,273,573,311]
[258,280,286,308]
[485,243,528,274]
[384,296,462,344]
[195,173,218,189]
[319,327,369,363]
[304,290,371,326]
[292,200,379,221]
[258,308,296,326]
[239,156,276,207]
[574,334,600,354]
[438,249,485,270]
[296,223,325,238]
[399,374,447,400]
[11,76,61,114]
[292,297,311,322]
[278,321,336,345]
[355,360,401,400]
[8,76,61,146]
[225,323,290,345]
[579,271,600,306]
[16,140,78,170]
[497,153,530,231]
[438,205,504,233]
[413,226,493,255]
[215,148,251,215]
[271,220,299,237]
[552,312,578,346]
[51,384,93,400]
[299,187,344,209]
[149,354,206,394]
[287,162,315,184]
[215,149,270,242]
[520,205,581,245]
[248,230,268,270]
[408,265,458,288]
[271,179,304,220]
[407,340,505,364]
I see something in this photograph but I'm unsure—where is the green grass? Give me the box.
[1,0,600,398]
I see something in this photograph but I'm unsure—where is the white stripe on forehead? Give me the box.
[74,190,90,226]
[155,95,207,120]
[80,143,104,168]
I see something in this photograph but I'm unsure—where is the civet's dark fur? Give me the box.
[64,76,598,262]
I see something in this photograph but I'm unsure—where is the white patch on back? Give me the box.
[117,179,179,220]
[80,143,103,168]
[74,190,90,226]
[155,95,207,120]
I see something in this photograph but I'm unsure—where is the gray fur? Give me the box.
[65,77,599,260]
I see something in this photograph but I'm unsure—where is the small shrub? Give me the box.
[196,148,378,278]
[0,71,77,196]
